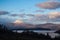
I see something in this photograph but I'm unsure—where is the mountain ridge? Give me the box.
[1,23,60,30]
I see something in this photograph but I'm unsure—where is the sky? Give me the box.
[0,0,60,24]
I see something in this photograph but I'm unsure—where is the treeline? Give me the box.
[0,24,60,40]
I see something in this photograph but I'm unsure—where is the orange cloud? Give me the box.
[14,19,23,24]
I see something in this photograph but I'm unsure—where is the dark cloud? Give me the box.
[0,11,9,15]
[36,2,60,9]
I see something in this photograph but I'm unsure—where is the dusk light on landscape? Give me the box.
[0,0,60,40]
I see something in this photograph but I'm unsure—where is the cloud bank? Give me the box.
[10,11,60,23]
[26,12,60,24]
[0,11,60,24]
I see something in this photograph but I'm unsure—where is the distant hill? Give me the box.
[36,23,60,30]
[1,23,60,30]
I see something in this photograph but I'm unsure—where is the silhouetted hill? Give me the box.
[0,24,60,40]
[12,28,51,30]
[55,30,60,34]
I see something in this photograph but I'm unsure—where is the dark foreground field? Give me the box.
[0,24,60,40]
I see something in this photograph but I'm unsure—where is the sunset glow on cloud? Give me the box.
[36,2,60,9]
[13,19,23,24]
[49,12,60,19]
[0,0,60,24]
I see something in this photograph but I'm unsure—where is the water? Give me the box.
[13,30,55,33]
[13,30,60,38]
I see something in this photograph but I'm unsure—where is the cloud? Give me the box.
[27,14,47,21]
[0,11,9,15]
[10,12,60,24]
[48,0,60,1]
[26,12,60,24]
[48,12,60,22]
[13,19,24,24]
[10,14,35,17]
[48,0,56,1]
[48,12,60,19]
[36,2,60,9]
[10,14,18,16]
[34,10,44,12]
[19,9,25,12]
[26,14,35,17]
[10,14,25,17]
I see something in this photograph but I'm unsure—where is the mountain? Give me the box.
[5,23,35,29]
[36,23,60,30]
[2,23,60,30]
